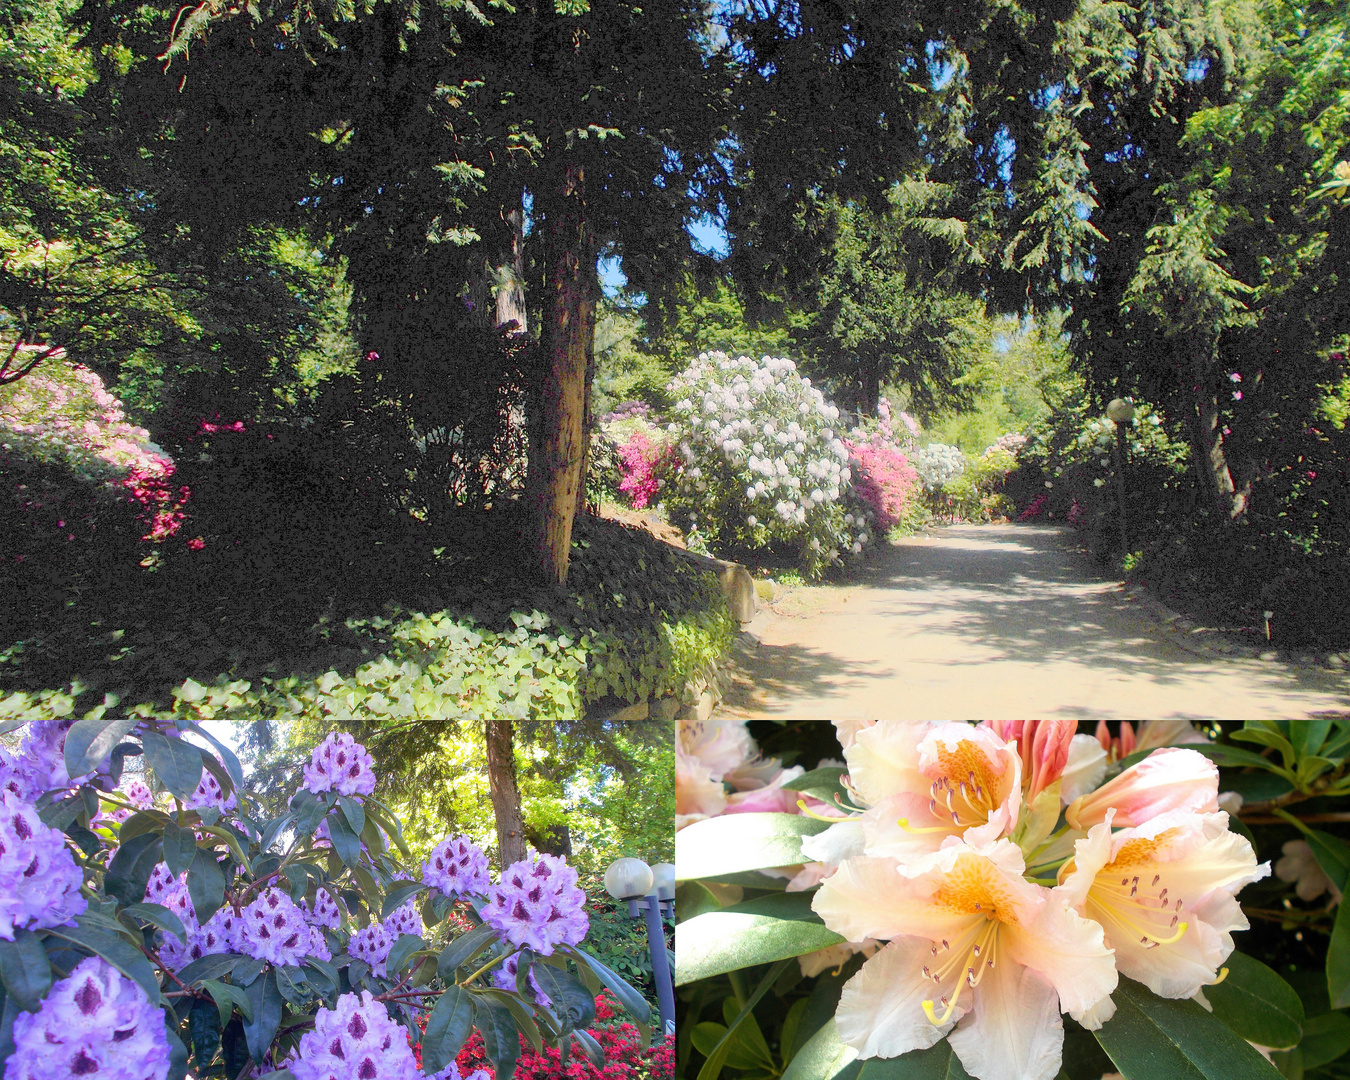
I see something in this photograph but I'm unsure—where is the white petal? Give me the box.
[1003,893,1117,1018]
[949,961,1063,1080]
[847,720,929,807]
[813,856,973,943]
[1059,735,1108,804]
[1073,993,1117,1031]
[835,938,961,1058]
[800,820,866,865]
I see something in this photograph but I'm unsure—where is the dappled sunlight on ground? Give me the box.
[719,524,1350,723]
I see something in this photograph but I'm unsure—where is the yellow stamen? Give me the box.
[898,817,953,835]
[796,799,850,823]
[1212,966,1229,985]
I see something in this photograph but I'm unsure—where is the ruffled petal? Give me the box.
[1002,893,1117,1019]
[800,820,866,865]
[835,938,962,1059]
[813,856,973,943]
[847,720,930,807]
[948,961,1064,1080]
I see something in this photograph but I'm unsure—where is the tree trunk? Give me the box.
[527,823,573,858]
[497,198,528,337]
[575,311,598,517]
[484,719,527,867]
[1187,347,1246,519]
[525,159,598,583]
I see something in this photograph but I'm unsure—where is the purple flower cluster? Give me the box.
[303,732,376,797]
[303,888,344,929]
[159,905,242,972]
[106,778,156,824]
[185,762,237,815]
[481,853,589,956]
[0,747,39,802]
[422,836,489,898]
[4,956,172,1080]
[239,888,312,966]
[385,897,423,940]
[427,1062,491,1080]
[348,921,395,977]
[0,789,86,940]
[492,951,553,1008]
[291,991,418,1080]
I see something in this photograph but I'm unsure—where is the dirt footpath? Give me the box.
[717,524,1350,724]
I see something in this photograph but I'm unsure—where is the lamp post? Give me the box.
[1106,398,1135,558]
[604,857,675,1037]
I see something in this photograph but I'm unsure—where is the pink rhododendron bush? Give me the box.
[0,721,653,1080]
[674,720,1350,1080]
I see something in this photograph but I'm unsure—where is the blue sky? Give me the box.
[599,214,730,297]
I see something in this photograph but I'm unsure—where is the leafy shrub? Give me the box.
[614,430,677,510]
[941,447,1018,523]
[664,352,872,577]
[844,436,921,532]
[0,721,654,1080]
[909,442,967,490]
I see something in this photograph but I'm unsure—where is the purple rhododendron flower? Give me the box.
[105,778,156,824]
[307,924,333,962]
[291,991,418,1080]
[0,747,42,802]
[184,763,237,815]
[481,853,588,956]
[427,1062,491,1080]
[159,902,241,972]
[348,921,396,977]
[303,732,376,797]
[422,835,489,898]
[303,888,344,929]
[4,956,172,1080]
[384,897,423,941]
[492,951,553,1009]
[238,888,312,966]
[0,789,86,940]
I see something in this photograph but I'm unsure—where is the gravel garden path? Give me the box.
[717,524,1350,724]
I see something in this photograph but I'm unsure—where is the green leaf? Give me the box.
[164,1009,191,1080]
[476,1001,521,1080]
[438,923,496,975]
[564,947,651,1025]
[105,831,163,907]
[782,1019,975,1080]
[382,882,426,918]
[242,970,283,1064]
[1292,721,1333,759]
[1094,976,1284,1079]
[675,891,844,985]
[162,821,197,879]
[1205,951,1304,1048]
[695,959,789,1080]
[781,1018,858,1080]
[188,994,222,1068]
[183,720,246,791]
[1328,898,1350,1009]
[781,767,850,807]
[63,715,141,780]
[324,808,362,867]
[140,731,204,801]
[122,903,188,944]
[274,965,309,1007]
[1299,1010,1350,1070]
[201,978,254,1026]
[385,935,425,979]
[187,849,227,924]
[337,795,365,839]
[177,953,247,988]
[44,918,161,1005]
[1279,818,1350,893]
[421,985,474,1075]
[572,1027,606,1067]
[1231,726,1297,771]
[0,930,52,1011]
[676,813,832,881]
[526,959,597,1032]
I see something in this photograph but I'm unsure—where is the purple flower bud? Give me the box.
[303,732,376,797]
[422,836,489,899]
[4,956,172,1080]
[0,789,86,940]
[481,853,589,956]
[291,991,418,1080]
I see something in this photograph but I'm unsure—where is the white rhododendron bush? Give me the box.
[675,719,1350,1080]
[664,353,875,577]
[0,716,653,1080]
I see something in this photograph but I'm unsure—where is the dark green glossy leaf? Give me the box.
[63,715,141,780]
[1205,951,1304,1048]
[44,918,161,1005]
[1292,721,1333,759]
[122,902,188,944]
[781,1018,974,1080]
[695,959,789,1080]
[477,1000,521,1080]
[1300,1010,1350,1070]
[187,849,227,924]
[201,978,254,1025]
[781,1017,858,1080]
[0,930,52,1011]
[382,882,426,918]
[1094,976,1284,1079]
[337,795,365,839]
[385,935,425,979]
[565,947,651,1025]
[184,721,245,790]
[163,1011,190,1080]
[421,986,474,1075]
[1328,898,1350,1009]
[572,1027,606,1068]
[242,970,283,1065]
[675,891,844,985]
[188,994,222,1067]
[781,767,850,807]
[162,821,197,879]
[324,808,362,867]
[528,959,597,1032]
[275,965,309,1007]
[177,953,247,987]
[676,812,832,881]
[105,830,162,907]
[438,923,497,975]
[141,731,204,801]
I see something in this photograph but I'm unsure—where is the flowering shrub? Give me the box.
[0,722,654,1080]
[675,718,1345,1080]
[909,442,967,490]
[664,353,869,577]
[844,434,921,533]
[615,429,677,511]
[941,446,1018,523]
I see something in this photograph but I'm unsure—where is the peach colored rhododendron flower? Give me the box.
[1065,746,1219,831]
[813,840,1116,1080]
[1058,809,1268,1006]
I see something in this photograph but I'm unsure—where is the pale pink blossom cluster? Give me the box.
[675,718,810,831]
[764,720,1266,1080]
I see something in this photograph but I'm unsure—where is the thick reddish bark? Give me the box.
[525,159,598,583]
[484,719,527,867]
